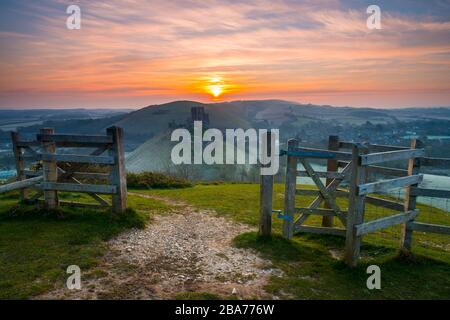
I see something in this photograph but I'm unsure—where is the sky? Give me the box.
[0,0,449,109]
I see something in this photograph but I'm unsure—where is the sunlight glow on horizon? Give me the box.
[0,0,449,108]
[206,76,225,100]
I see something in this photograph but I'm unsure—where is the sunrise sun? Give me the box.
[206,77,225,99]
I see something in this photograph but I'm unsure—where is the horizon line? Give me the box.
[1,99,450,111]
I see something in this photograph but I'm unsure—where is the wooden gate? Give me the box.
[281,138,354,239]
[0,127,127,214]
[259,135,450,266]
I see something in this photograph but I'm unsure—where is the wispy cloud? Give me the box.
[0,0,449,108]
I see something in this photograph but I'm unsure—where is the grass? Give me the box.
[132,183,450,299]
[0,191,172,299]
[175,292,223,300]
[1,183,449,299]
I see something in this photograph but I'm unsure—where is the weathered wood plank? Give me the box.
[40,182,116,194]
[357,174,423,195]
[360,148,425,165]
[420,157,450,168]
[107,126,128,214]
[365,195,404,211]
[401,139,423,251]
[409,222,450,235]
[282,139,298,239]
[0,176,43,193]
[339,142,408,152]
[41,153,115,165]
[37,134,113,145]
[355,210,419,236]
[294,225,346,237]
[259,131,273,236]
[345,144,369,267]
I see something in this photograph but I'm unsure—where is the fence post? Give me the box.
[259,131,274,237]
[322,135,339,227]
[345,143,368,266]
[107,126,127,214]
[259,131,274,236]
[10,131,29,201]
[401,139,423,252]
[40,128,58,210]
[283,139,299,239]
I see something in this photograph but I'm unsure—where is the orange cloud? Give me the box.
[0,0,449,108]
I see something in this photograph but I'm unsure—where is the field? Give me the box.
[0,183,449,299]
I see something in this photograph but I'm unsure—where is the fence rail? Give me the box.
[1,127,127,214]
[357,174,423,195]
[359,149,425,165]
[259,135,450,267]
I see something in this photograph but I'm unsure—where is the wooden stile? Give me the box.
[260,134,450,267]
[3,127,127,213]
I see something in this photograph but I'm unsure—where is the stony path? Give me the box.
[38,193,282,299]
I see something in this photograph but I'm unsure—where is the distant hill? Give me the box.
[1,100,449,176]
[122,100,450,175]
[115,101,450,141]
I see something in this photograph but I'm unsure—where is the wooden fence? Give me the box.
[259,135,450,266]
[0,127,127,214]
